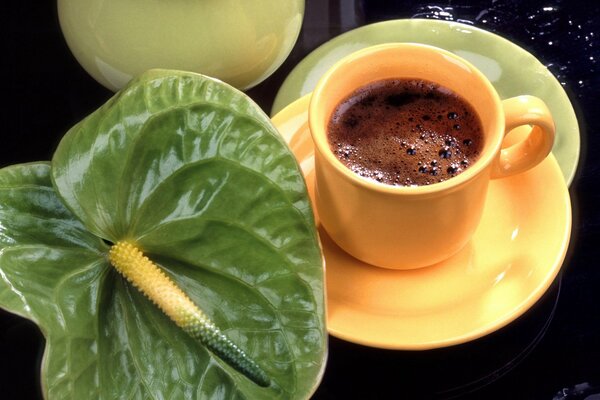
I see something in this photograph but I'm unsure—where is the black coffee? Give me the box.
[327,78,484,186]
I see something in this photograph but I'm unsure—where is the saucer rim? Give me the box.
[271,18,580,186]
[272,93,572,350]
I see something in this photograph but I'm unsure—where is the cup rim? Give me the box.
[308,42,504,196]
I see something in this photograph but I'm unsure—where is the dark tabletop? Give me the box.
[1,1,599,399]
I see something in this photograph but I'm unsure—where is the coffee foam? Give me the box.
[327,79,483,186]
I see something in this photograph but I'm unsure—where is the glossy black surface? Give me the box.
[1,1,599,399]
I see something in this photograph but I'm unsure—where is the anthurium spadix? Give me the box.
[0,70,326,399]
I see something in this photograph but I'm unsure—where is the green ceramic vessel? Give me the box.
[58,0,304,91]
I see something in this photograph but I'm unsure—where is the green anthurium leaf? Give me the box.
[0,71,326,399]
[0,162,110,398]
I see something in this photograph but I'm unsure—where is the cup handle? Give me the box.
[491,95,555,179]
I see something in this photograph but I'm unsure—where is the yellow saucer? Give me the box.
[272,94,572,350]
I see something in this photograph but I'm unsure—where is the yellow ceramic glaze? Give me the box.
[308,44,555,269]
[272,94,571,349]
[57,0,304,91]
[494,96,556,177]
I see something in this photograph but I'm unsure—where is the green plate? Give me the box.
[272,19,579,185]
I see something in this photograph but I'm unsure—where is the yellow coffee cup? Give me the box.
[308,43,555,269]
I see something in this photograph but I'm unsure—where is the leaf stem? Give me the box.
[108,240,270,387]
